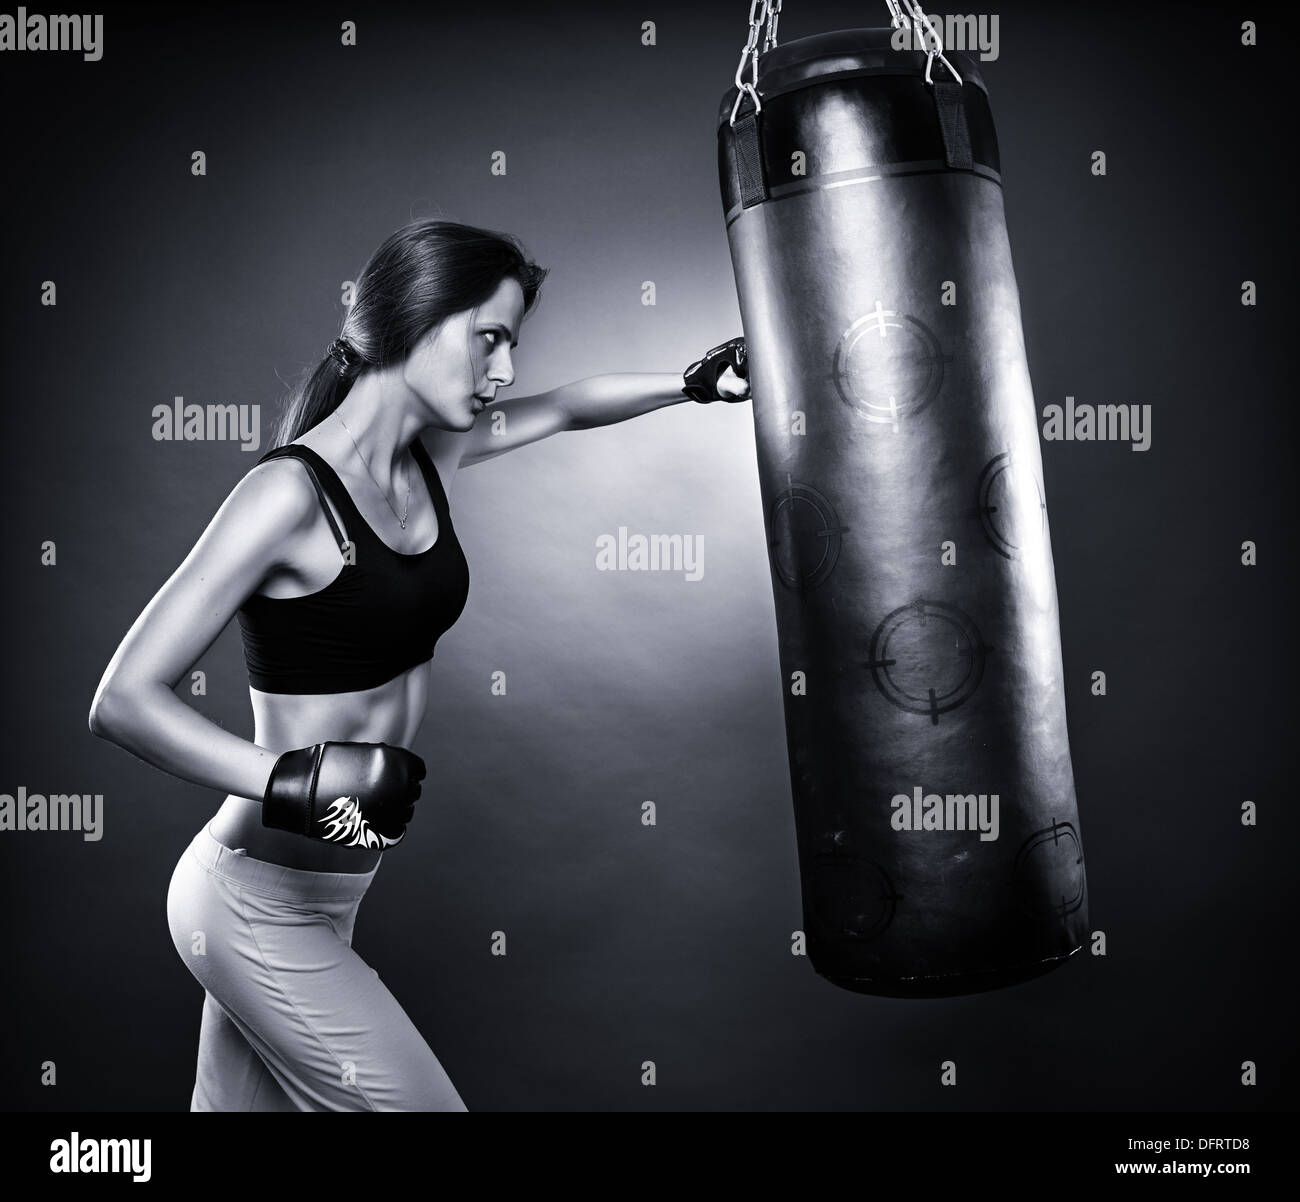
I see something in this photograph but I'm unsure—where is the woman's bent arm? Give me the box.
[89,461,321,801]
[89,680,278,801]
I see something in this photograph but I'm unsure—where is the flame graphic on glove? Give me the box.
[319,796,401,849]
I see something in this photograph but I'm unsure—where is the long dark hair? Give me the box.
[272,220,548,448]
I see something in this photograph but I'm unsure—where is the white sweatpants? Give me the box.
[166,823,465,1112]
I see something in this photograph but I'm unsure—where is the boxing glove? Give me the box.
[262,741,425,850]
[682,336,749,403]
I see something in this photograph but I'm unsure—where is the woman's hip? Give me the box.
[166,823,380,976]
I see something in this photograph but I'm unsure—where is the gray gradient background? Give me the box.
[1,0,1294,1110]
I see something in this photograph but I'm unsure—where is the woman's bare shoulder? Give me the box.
[222,451,324,536]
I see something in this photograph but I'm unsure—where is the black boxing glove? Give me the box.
[681,336,749,403]
[262,741,425,850]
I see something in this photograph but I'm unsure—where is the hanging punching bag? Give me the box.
[718,22,1088,996]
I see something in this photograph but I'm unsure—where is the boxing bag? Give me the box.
[718,27,1088,996]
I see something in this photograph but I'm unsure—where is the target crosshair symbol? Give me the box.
[833,302,951,429]
[1013,820,1085,919]
[977,451,1047,560]
[768,475,848,591]
[865,600,990,724]
[808,853,901,942]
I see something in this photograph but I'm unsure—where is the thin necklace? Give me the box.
[337,415,412,530]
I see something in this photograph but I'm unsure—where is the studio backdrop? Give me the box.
[0,0,1293,1110]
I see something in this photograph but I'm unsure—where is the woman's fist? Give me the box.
[261,741,426,850]
[682,336,750,403]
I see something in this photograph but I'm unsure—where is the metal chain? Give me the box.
[887,0,962,85]
[762,0,782,53]
[731,0,958,126]
[730,0,769,126]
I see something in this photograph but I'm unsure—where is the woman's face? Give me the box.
[403,276,525,432]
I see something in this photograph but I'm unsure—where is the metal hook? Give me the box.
[730,81,762,127]
[897,0,964,86]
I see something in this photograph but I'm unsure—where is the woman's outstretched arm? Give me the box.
[88,461,320,800]
[442,367,749,469]
[562,372,690,429]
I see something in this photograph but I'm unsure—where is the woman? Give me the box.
[88,219,750,1112]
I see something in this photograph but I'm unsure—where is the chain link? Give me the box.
[731,0,959,127]
[762,0,782,53]
[889,0,963,85]
[731,0,768,126]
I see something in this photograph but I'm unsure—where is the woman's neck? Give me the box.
[326,367,422,484]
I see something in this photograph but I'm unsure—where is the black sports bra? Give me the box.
[237,440,470,694]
